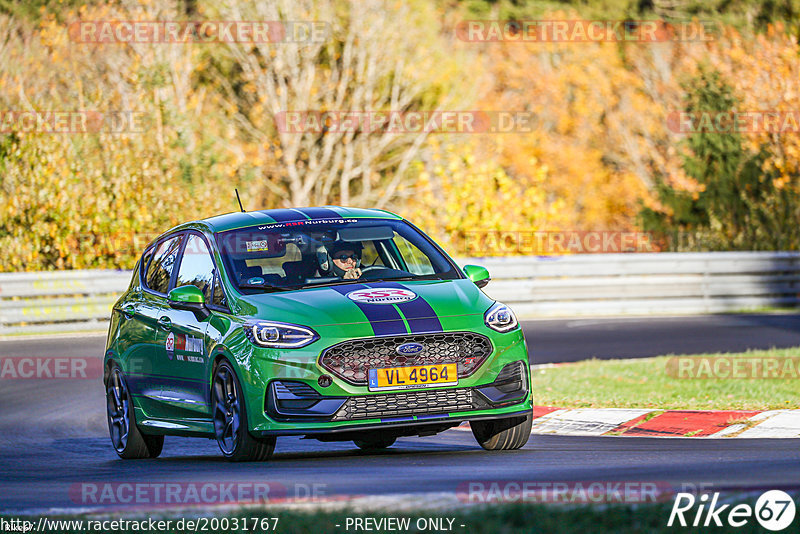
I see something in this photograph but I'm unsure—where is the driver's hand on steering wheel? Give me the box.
[343,267,362,280]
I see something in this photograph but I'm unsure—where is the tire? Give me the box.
[106,363,164,459]
[471,412,532,451]
[353,435,396,450]
[212,360,276,462]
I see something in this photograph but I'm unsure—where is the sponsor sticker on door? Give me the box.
[168,333,203,362]
[186,336,203,353]
[165,332,175,360]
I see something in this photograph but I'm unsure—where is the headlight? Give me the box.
[243,320,319,348]
[484,302,518,332]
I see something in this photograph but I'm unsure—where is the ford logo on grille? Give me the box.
[396,342,424,355]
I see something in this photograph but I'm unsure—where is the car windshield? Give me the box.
[215,218,462,292]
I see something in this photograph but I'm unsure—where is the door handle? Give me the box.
[158,316,172,331]
[122,304,136,319]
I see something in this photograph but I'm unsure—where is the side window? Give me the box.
[394,235,435,275]
[212,272,228,308]
[360,241,387,268]
[175,234,215,302]
[137,247,154,288]
[145,235,184,294]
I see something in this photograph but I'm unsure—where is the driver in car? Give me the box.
[327,241,362,280]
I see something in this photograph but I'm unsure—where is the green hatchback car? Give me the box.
[104,207,532,461]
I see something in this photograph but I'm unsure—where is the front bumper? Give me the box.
[237,326,532,436]
[256,409,532,439]
[267,359,529,421]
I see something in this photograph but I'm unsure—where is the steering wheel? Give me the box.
[358,265,394,280]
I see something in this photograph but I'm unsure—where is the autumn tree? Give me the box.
[475,16,653,233]
[0,2,249,270]
[400,136,566,256]
[212,0,469,208]
[642,66,800,250]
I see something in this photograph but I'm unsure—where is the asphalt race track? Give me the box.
[1,314,800,513]
[525,313,800,364]
[3,313,800,364]
[3,427,800,513]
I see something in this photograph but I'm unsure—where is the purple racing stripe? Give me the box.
[296,207,342,219]
[329,284,407,336]
[370,281,443,333]
[265,209,308,222]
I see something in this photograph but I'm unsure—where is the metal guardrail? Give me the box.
[1,252,799,334]
[0,270,130,335]
[473,252,800,316]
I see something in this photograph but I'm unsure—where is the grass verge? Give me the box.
[531,347,800,410]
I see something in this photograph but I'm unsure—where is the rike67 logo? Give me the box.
[668,490,796,531]
[347,288,417,305]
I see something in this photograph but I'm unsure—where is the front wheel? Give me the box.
[471,412,532,451]
[212,360,275,462]
[106,364,164,459]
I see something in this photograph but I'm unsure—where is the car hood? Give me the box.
[237,278,494,330]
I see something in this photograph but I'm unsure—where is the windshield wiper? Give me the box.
[299,279,366,289]
[238,282,297,292]
[306,275,446,288]
[368,275,445,283]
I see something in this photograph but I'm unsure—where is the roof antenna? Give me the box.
[235,188,246,212]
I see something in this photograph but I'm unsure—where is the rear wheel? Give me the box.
[471,412,532,451]
[106,364,164,459]
[212,360,275,462]
[353,435,396,450]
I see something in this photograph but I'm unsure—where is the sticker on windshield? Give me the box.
[256,218,357,230]
[346,288,417,304]
[245,240,270,252]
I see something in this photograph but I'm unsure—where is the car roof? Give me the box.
[199,206,403,233]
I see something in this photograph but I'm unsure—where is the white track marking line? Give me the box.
[530,408,653,436]
[710,423,747,438]
[737,410,800,438]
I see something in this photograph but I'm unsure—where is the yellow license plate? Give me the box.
[368,363,458,391]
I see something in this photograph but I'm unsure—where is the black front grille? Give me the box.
[319,332,493,385]
[273,381,319,397]
[495,360,526,390]
[332,388,481,421]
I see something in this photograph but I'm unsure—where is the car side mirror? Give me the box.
[168,285,210,320]
[463,264,490,288]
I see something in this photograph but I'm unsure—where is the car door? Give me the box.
[134,233,185,419]
[115,246,159,386]
[154,232,215,419]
